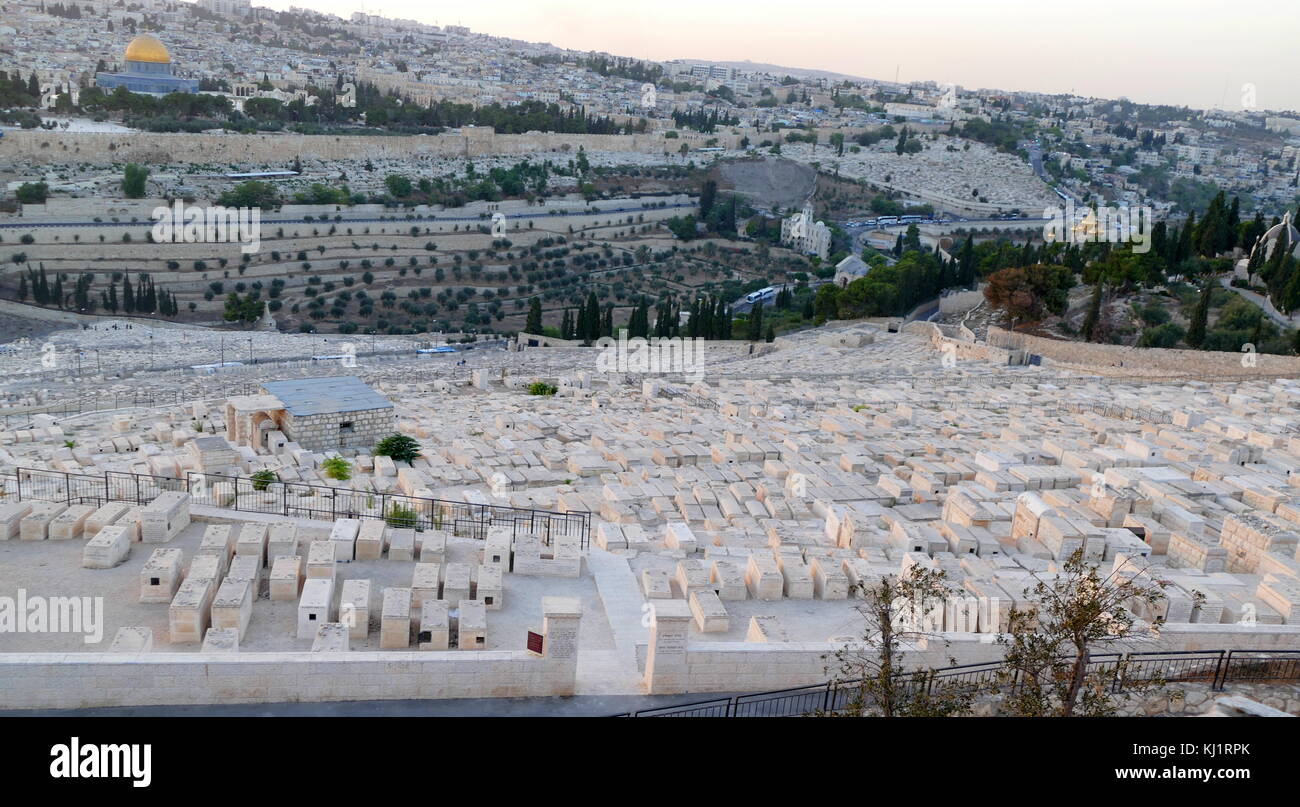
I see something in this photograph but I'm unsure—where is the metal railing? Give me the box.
[4,466,591,549]
[614,649,1300,716]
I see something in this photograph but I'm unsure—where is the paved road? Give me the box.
[728,278,836,315]
[1218,275,1299,330]
[1026,140,1048,182]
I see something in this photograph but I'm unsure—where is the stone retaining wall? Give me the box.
[0,129,681,167]
[0,650,577,710]
[987,326,1300,378]
[642,622,1300,695]
[905,320,1024,366]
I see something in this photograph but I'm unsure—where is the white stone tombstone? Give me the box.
[297,578,335,639]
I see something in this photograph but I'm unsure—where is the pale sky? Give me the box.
[259,0,1299,113]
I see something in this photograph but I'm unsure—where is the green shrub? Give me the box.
[373,433,422,464]
[528,382,558,396]
[1137,322,1186,349]
[1137,303,1171,326]
[385,502,418,529]
[321,456,352,481]
[250,470,279,491]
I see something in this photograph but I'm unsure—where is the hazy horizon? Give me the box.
[254,0,1299,114]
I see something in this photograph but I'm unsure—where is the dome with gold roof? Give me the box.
[124,34,171,64]
[95,32,196,95]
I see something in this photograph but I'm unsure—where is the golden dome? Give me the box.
[124,34,171,64]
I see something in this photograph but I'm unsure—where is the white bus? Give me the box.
[745,287,778,304]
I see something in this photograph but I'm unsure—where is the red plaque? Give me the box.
[526,631,544,655]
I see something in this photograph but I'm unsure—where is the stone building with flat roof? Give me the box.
[224,376,394,453]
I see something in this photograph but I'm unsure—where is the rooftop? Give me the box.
[260,376,393,417]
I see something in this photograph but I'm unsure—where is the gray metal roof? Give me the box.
[261,376,393,417]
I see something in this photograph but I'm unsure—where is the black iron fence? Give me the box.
[615,649,1300,716]
[4,466,590,548]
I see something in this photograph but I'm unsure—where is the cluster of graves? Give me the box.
[2,324,1300,681]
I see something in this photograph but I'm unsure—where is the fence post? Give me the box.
[1214,651,1229,692]
[1110,655,1123,694]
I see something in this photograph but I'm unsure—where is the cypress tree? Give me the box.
[1081,280,1104,341]
[524,297,543,334]
[1186,280,1213,349]
[1280,256,1300,314]
[1226,196,1240,251]
[747,300,764,341]
[1263,229,1290,298]
[957,234,975,287]
[582,291,599,343]
[1175,212,1195,265]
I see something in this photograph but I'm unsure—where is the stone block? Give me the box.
[380,587,412,649]
[456,599,487,649]
[340,578,371,639]
[83,524,131,569]
[355,519,385,560]
[139,548,183,603]
[235,522,269,567]
[297,578,335,640]
[688,588,729,633]
[417,599,450,650]
[270,555,302,601]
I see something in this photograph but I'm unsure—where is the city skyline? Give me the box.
[258,0,1300,114]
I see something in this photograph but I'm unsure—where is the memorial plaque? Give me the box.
[526,630,544,656]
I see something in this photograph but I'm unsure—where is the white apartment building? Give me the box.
[199,0,250,15]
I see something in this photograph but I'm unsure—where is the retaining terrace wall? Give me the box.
[0,650,578,710]
[986,326,1300,377]
[905,320,1023,366]
[639,623,1300,695]
[0,129,681,167]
